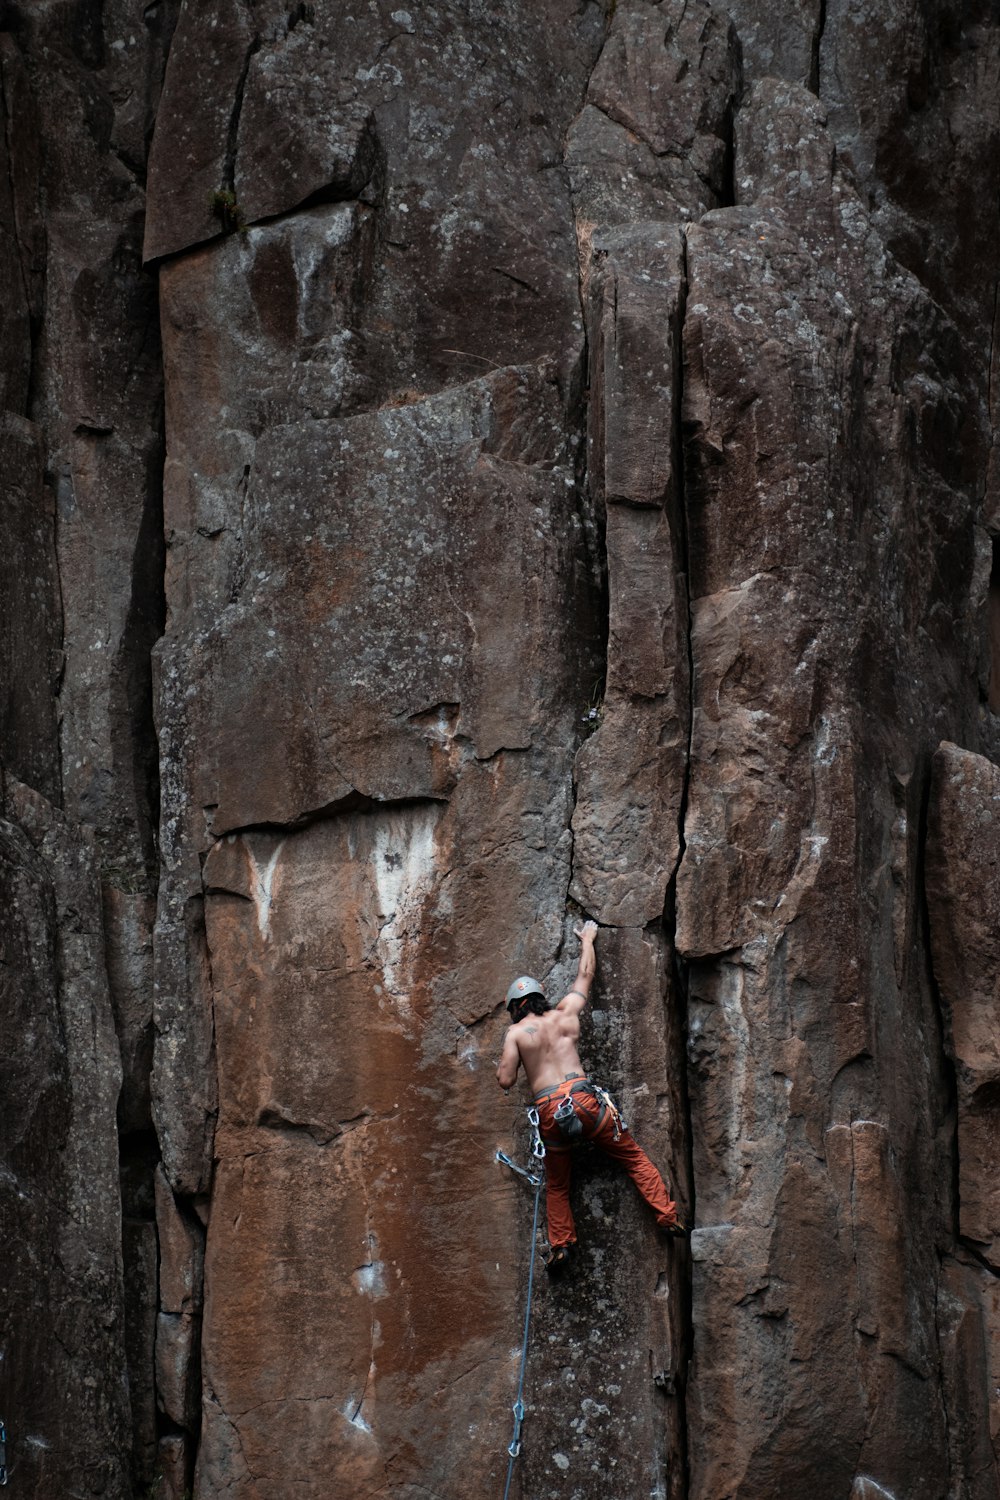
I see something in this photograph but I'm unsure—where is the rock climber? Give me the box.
[496,919,687,1271]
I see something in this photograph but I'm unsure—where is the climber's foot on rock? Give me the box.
[545,1244,573,1274]
[660,1217,689,1240]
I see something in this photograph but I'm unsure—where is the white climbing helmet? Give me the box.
[506,975,546,1014]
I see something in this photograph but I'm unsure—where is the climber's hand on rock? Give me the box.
[574,920,598,943]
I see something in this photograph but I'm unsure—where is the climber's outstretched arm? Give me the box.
[557,920,598,1014]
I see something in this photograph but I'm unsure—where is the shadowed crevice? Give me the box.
[810,0,828,97]
[663,220,695,1500]
[207,790,452,846]
[111,425,166,887]
[917,755,962,1254]
[221,4,260,200]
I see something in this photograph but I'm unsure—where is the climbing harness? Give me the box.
[495,1106,545,1500]
[533,1076,628,1143]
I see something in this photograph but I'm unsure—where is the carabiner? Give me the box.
[507,1398,525,1457]
[527,1106,546,1159]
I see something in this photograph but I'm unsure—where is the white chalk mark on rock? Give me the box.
[457,1031,478,1070]
[372,808,440,1005]
[244,839,285,940]
[343,1390,374,1435]
[851,1478,898,1500]
[352,1261,388,1299]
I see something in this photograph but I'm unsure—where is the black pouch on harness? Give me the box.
[553,1096,584,1141]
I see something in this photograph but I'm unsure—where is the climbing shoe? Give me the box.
[545,1244,573,1274]
[660,1217,689,1240]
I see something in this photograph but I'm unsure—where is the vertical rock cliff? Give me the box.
[1,2,999,1497]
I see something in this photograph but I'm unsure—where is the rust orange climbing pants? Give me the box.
[534,1077,678,1249]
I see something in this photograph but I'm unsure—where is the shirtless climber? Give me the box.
[496,920,687,1271]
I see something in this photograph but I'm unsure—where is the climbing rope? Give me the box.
[495,1106,546,1500]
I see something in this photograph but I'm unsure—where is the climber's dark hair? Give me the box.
[512,994,549,1021]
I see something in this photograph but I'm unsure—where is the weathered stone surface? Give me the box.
[0,11,174,1492]
[147,0,604,392]
[154,1165,204,1433]
[156,1162,205,1314]
[567,0,739,279]
[572,225,689,928]
[819,1,1000,344]
[0,413,61,801]
[566,103,695,253]
[158,1432,194,1500]
[677,78,980,1499]
[587,0,738,186]
[123,1217,159,1481]
[146,10,1000,1498]
[936,1254,1000,1497]
[194,800,574,1495]
[143,0,255,261]
[0,33,59,803]
[152,359,596,1193]
[159,201,378,468]
[157,1309,201,1432]
[0,33,43,377]
[0,775,128,1497]
[818,1,1000,516]
[7,0,1000,1494]
[926,742,1000,1263]
[234,20,379,225]
[584,223,686,513]
[15,1,168,885]
[105,886,157,1132]
[725,0,821,86]
[149,22,627,1489]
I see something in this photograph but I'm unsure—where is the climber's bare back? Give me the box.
[501,994,588,1095]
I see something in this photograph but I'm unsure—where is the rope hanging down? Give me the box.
[495,1106,546,1500]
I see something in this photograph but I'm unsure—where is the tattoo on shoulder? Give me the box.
[524,1025,538,1036]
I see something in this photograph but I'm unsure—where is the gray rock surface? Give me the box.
[0,775,128,1497]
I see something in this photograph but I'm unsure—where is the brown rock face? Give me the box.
[570,224,689,929]
[927,744,1000,1262]
[677,76,986,1497]
[926,742,1000,1492]
[4,1,1000,1497]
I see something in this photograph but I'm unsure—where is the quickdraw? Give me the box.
[592,1081,627,1141]
[496,1107,545,1499]
[494,1149,541,1188]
